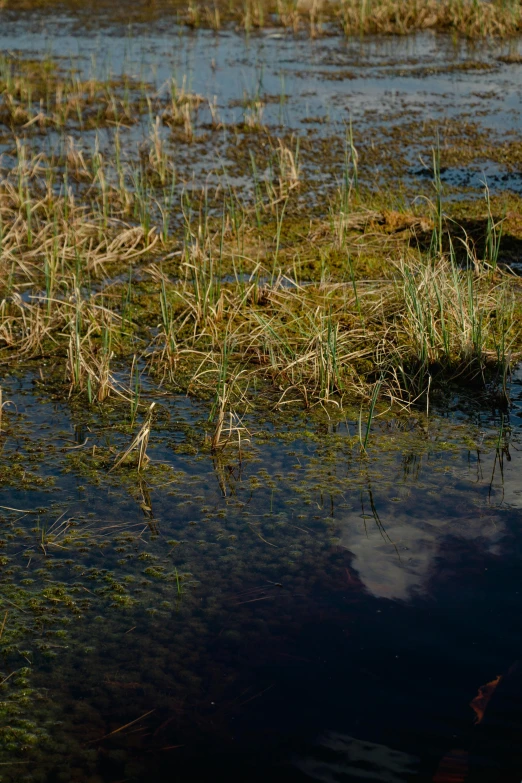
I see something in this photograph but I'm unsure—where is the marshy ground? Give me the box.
[2,2,522,782]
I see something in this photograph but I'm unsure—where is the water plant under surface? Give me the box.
[1,6,522,782]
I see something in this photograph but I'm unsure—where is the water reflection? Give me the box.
[2,372,522,781]
[339,443,517,600]
[297,733,418,783]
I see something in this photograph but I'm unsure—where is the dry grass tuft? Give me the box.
[339,0,522,37]
[2,0,522,37]
[0,52,519,424]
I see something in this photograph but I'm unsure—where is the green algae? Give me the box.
[0,23,521,779]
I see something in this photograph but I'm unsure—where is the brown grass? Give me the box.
[1,0,522,38]
[0,50,518,423]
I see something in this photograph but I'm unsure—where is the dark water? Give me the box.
[1,366,522,782]
[2,8,522,781]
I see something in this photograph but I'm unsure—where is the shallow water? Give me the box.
[0,365,521,782]
[2,8,522,782]
[3,9,522,196]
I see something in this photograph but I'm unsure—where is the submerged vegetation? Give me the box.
[0,378,512,781]
[1,11,522,781]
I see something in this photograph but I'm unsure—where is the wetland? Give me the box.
[2,1,522,781]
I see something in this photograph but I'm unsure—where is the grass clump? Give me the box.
[339,0,522,37]
[3,0,522,38]
[0,133,518,419]
[0,51,518,444]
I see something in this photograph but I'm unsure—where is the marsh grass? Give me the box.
[110,402,156,471]
[5,0,522,38]
[339,0,522,37]
[0,53,519,441]
[0,138,518,419]
[2,34,521,783]
[0,54,141,131]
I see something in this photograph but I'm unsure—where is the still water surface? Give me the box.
[1,367,521,782]
[2,7,522,781]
